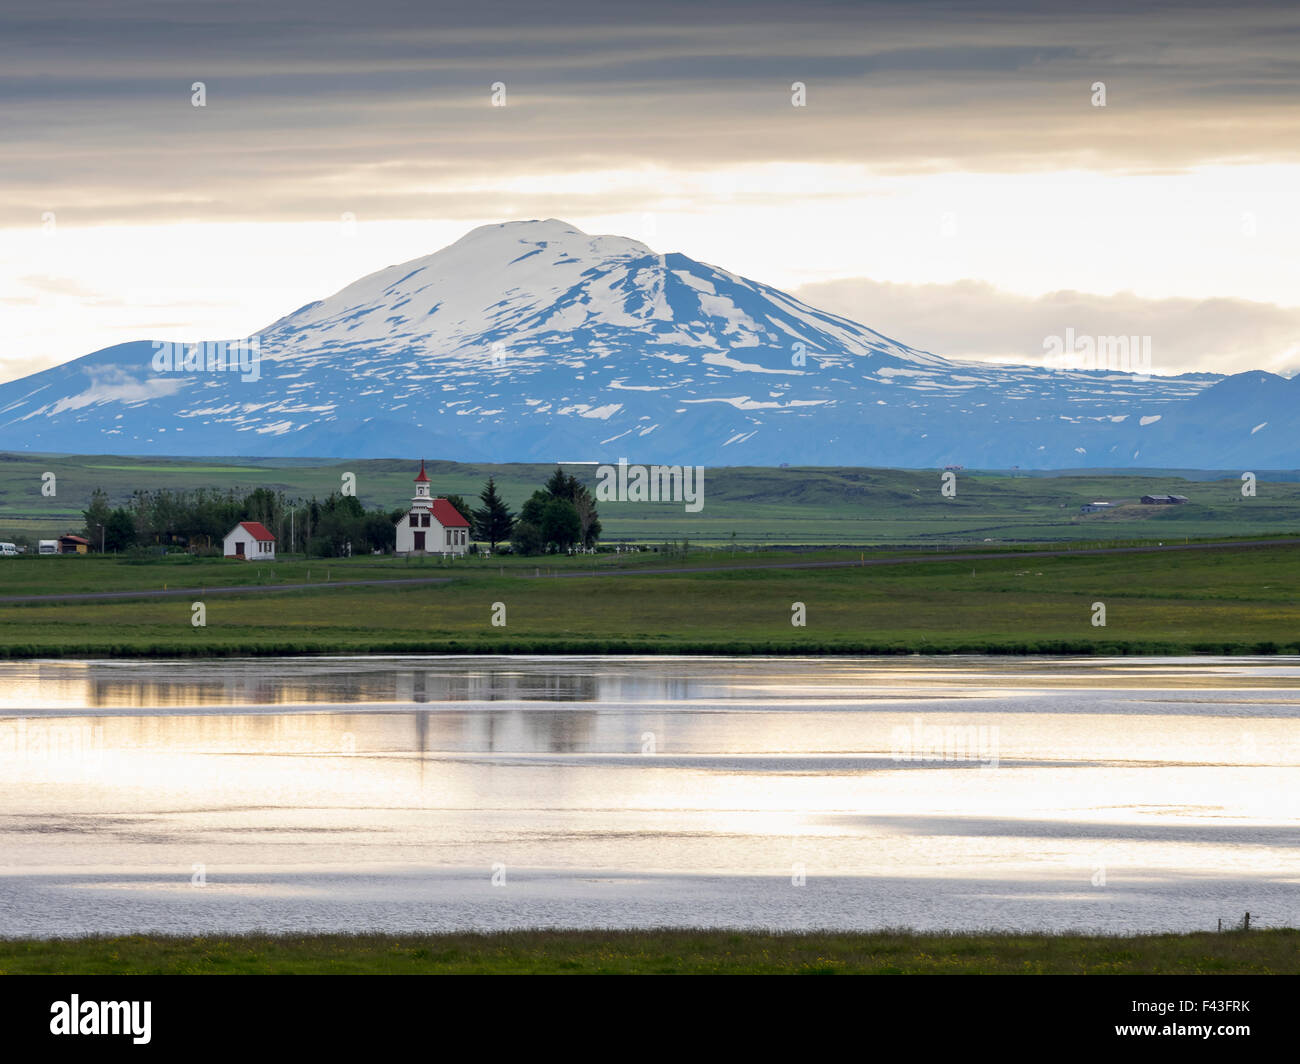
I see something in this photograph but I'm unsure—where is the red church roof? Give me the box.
[236,521,276,542]
[431,499,470,528]
[414,459,430,483]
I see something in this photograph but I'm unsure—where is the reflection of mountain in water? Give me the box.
[55,659,703,709]
[57,705,626,760]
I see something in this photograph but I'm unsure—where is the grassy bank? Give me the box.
[1,929,1294,974]
[0,541,1296,657]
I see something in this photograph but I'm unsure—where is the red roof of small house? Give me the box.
[414,459,430,483]
[60,534,90,544]
[234,521,275,542]
[430,499,470,528]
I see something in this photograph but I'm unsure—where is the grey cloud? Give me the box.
[2,1,1300,225]
[793,277,1300,377]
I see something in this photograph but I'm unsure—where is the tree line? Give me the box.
[78,467,600,557]
[447,468,598,556]
[81,486,402,557]
[468,468,601,555]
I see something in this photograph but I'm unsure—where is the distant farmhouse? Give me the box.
[395,461,470,557]
[223,521,276,560]
[1141,494,1189,505]
[58,534,90,554]
[1080,501,1116,514]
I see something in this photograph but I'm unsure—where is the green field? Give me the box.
[2,451,1296,656]
[0,540,1296,656]
[1,928,1293,974]
[2,452,1298,545]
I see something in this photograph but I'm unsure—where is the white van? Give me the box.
[0,542,18,556]
[38,540,58,555]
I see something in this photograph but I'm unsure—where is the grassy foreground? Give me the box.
[1,929,1295,974]
[0,540,1296,656]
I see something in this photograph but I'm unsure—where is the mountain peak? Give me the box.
[459,217,587,239]
[261,217,669,342]
[446,217,655,260]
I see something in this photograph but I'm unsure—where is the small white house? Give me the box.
[1080,501,1115,514]
[223,521,276,560]
[395,462,471,556]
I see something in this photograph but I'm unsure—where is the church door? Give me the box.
[413,531,425,552]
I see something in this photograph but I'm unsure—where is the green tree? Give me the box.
[511,519,544,555]
[513,490,556,554]
[308,493,366,556]
[573,488,601,548]
[472,477,515,551]
[519,490,550,529]
[544,466,575,500]
[104,507,137,552]
[362,509,397,553]
[82,488,112,547]
[519,490,580,551]
[540,467,601,547]
[540,497,581,549]
[242,487,280,530]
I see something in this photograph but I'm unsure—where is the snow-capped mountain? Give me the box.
[0,218,1295,467]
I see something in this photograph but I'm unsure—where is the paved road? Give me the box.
[0,537,1293,606]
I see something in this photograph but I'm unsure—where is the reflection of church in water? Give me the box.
[394,668,599,704]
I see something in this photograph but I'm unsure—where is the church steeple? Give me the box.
[413,459,432,504]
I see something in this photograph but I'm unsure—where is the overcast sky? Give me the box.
[3,0,1298,380]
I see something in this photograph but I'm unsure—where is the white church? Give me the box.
[394,461,471,556]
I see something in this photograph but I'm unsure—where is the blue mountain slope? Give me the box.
[0,219,1286,467]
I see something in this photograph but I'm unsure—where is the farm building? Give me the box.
[222,521,276,560]
[58,534,90,554]
[1080,501,1115,514]
[1141,494,1189,505]
[395,461,471,556]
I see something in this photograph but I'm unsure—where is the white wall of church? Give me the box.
[396,512,469,555]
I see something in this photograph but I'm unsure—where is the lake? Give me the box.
[1,655,1296,936]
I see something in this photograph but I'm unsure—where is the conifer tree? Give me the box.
[472,477,515,551]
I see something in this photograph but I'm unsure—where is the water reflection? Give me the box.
[1,656,1297,936]
[6,655,1300,714]
[1,659,690,710]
